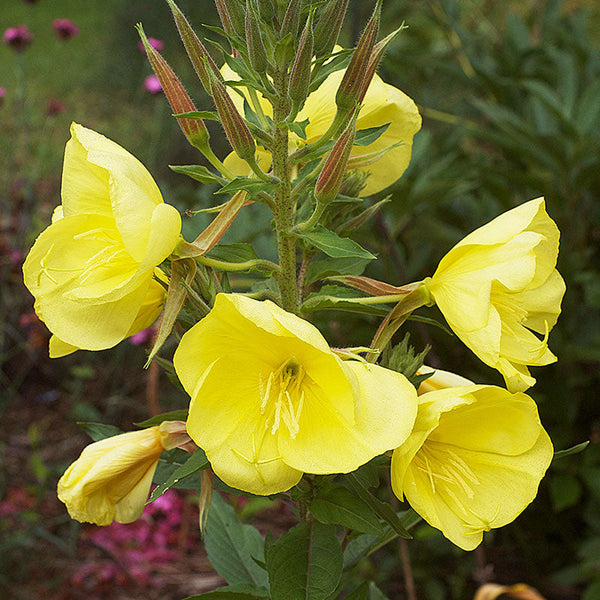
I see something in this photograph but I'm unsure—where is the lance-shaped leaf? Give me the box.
[266,521,343,600]
[338,197,390,235]
[295,224,375,259]
[175,191,250,259]
[137,24,210,150]
[313,0,349,58]
[335,0,381,112]
[167,0,223,93]
[169,164,226,185]
[146,258,196,365]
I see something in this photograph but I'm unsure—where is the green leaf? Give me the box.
[208,243,259,263]
[183,584,270,600]
[354,123,391,146]
[77,422,122,442]
[296,225,376,260]
[266,521,342,600]
[173,110,220,121]
[309,50,352,93]
[148,449,209,503]
[345,473,412,539]
[205,493,269,589]
[554,441,589,460]
[305,255,370,284]
[216,177,278,197]
[302,286,388,316]
[309,484,384,535]
[345,582,390,600]
[153,448,205,491]
[287,118,310,140]
[134,409,189,428]
[170,165,225,185]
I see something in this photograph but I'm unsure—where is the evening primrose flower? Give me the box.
[424,198,565,392]
[391,385,553,551]
[58,422,191,526]
[174,293,418,495]
[221,61,421,196]
[23,123,181,354]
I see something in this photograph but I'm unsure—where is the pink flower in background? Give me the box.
[138,37,164,54]
[0,87,6,108]
[46,97,67,117]
[144,74,162,95]
[3,25,34,51]
[129,327,154,345]
[52,18,80,41]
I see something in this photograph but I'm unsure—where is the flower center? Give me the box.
[259,357,306,439]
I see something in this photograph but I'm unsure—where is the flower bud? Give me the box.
[280,0,302,41]
[167,0,223,94]
[256,0,276,22]
[209,71,256,161]
[335,0,381,113]
[314,114,357,205]
[52,19,80,41]
[3,25,33,52]
[245,0,268,74]
[138,25,210,151]
[288,14,314,114]
[215,0,246,38]
[313,0,349,58]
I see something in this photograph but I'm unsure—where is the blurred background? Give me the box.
[1,0,599,598]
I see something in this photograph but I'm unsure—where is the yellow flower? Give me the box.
[391,385,553,551]
[23,123,181,354]
[221,61,422,196]
[57,422,187,526]
[173,293,418,495]
[416,365,474,395]
[424,198,566,392]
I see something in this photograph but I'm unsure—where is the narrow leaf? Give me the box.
[77,422,122,442]
[135,409,189,428]
[296,225,376,259]
[208,243,259,263]
[183,584,270,600]
[354,123,391,146]
[216,177,277,197]
[170,164,226,185]
[554,441,589,460]
[174,110,220,121]
[148,449,209,503]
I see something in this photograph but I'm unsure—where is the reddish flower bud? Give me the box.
[209,72,256,161]
[335,0,381,112]
[280,0,302,40]
[215,0,246,38]
[138,25,210,151]
[313,0,349,58]
[3,25,33,52]
[167,0,223,94]
[314,115,357,205]
[52,18,80,41]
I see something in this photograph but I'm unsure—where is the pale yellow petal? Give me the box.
[49,335,78,358]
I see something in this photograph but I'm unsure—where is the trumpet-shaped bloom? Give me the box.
[391,385,553,551]
[424,198,566,392]
[23,123,181,354]
[58,422,188,526]
[174,293,418,495]
[221,61,421,196]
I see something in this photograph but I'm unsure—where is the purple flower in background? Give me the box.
[52,18,80,41]
[3,25,34,51]
[129,326,154,345]
[46,97,67,116]
[138,37,164,54]
[0,87,6,108]
[143,75,162,95]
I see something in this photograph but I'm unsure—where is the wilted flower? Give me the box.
[143,74,163,95]
[138,37,164,54]
[23,122,181,356]
[3,25,33,51]
[174,293,418,495]
[58,422,190,525]
[391,384,553,550]
[424,198,565,392]
[52,18,80,41]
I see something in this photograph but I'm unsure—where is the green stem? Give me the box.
[200,145,236,179]
[271,66,299,313]
[248,86,270,130]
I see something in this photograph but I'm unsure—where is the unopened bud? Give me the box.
[315,115,357,205]
[313,0,349,58]
[167,0,223,94]
[245,0,268,74]
[137,25,210,151]
[215,0,246,38]
[209,71,256,161]
[335,0,381,112]
[288,15,314,114]
[280,0,302,41]
[256,0,276,22]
